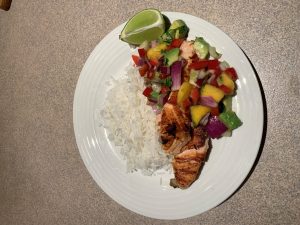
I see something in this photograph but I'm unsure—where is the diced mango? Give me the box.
[218,72,235,94]
[147,43,167,61]
[190,105,211,126]
[177,81,193,106]
[201,84,224,103]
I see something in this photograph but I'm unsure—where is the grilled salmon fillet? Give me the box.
[160,102,191,155]
[171,127,209,189]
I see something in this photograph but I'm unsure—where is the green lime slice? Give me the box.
[120,9,165,45]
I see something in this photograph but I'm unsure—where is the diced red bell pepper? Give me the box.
[138,64,149,76]
[224,67,238,80]
[207,60,222,76]
[211,107,220,116]
[142,87,153,97]
[190,87,200,105]
[138,48,146,58]
[132,55,140,66]
[149,59,159,67]
[219,85,232,94]
[207,59,219,70]
[189,59,220,70]
[171,39,184,48]
[189,60,208,70]
[160,86,170,94]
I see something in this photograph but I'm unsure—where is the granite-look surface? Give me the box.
[0,1,299,224]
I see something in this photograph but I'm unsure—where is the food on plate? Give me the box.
[171,134,209,188]
[159,103,191,155]
[116,9,242,188]
[99,67,171,175]
[120,9,165,45]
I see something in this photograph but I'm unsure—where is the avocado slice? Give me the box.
[194,37,209,59]
[168,20,189,39]
[160,19,189,43]
[163,48,180,66]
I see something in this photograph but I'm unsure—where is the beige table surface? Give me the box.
[0,1,299,224]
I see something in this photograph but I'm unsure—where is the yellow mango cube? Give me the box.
[201,84,224,103]
[177,81,193,105]
[190,105,211,126]
[147,43,167,61]
[219,72,235,94]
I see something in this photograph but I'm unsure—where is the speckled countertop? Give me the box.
[0,1,299,225]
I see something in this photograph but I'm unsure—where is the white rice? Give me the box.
[99,66,170,175]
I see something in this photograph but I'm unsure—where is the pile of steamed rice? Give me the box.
[100,66,170,175]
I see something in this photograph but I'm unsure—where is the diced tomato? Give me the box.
[196,79,203,87]
[149,59,159,67]
[207,60,219,70]
[132,55,140,66]
[160,86,170,94]
[138,48,146,58]
[219,85,232,94]
[189,60,208,70]
[190,87,200,105]
[138,64,149,76]
[182,98,192,110]
[171,39,184,48]
[224,67,238,80]
[142,87,153,97]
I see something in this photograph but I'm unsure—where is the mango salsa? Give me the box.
[218,72,235,94]
[177,81,193,106]
[201,84,225,103]
[147,43,167,61]
[190,105,211,126]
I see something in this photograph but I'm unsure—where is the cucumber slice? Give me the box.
[194,37,209,59]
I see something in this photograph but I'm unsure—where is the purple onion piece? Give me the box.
[171,61,182,91]
[205,116,228,139]
[200,96,218,108]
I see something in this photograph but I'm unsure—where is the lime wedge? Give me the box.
[120,9,165,45]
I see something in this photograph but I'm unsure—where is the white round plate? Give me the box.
[73,12,263,219]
